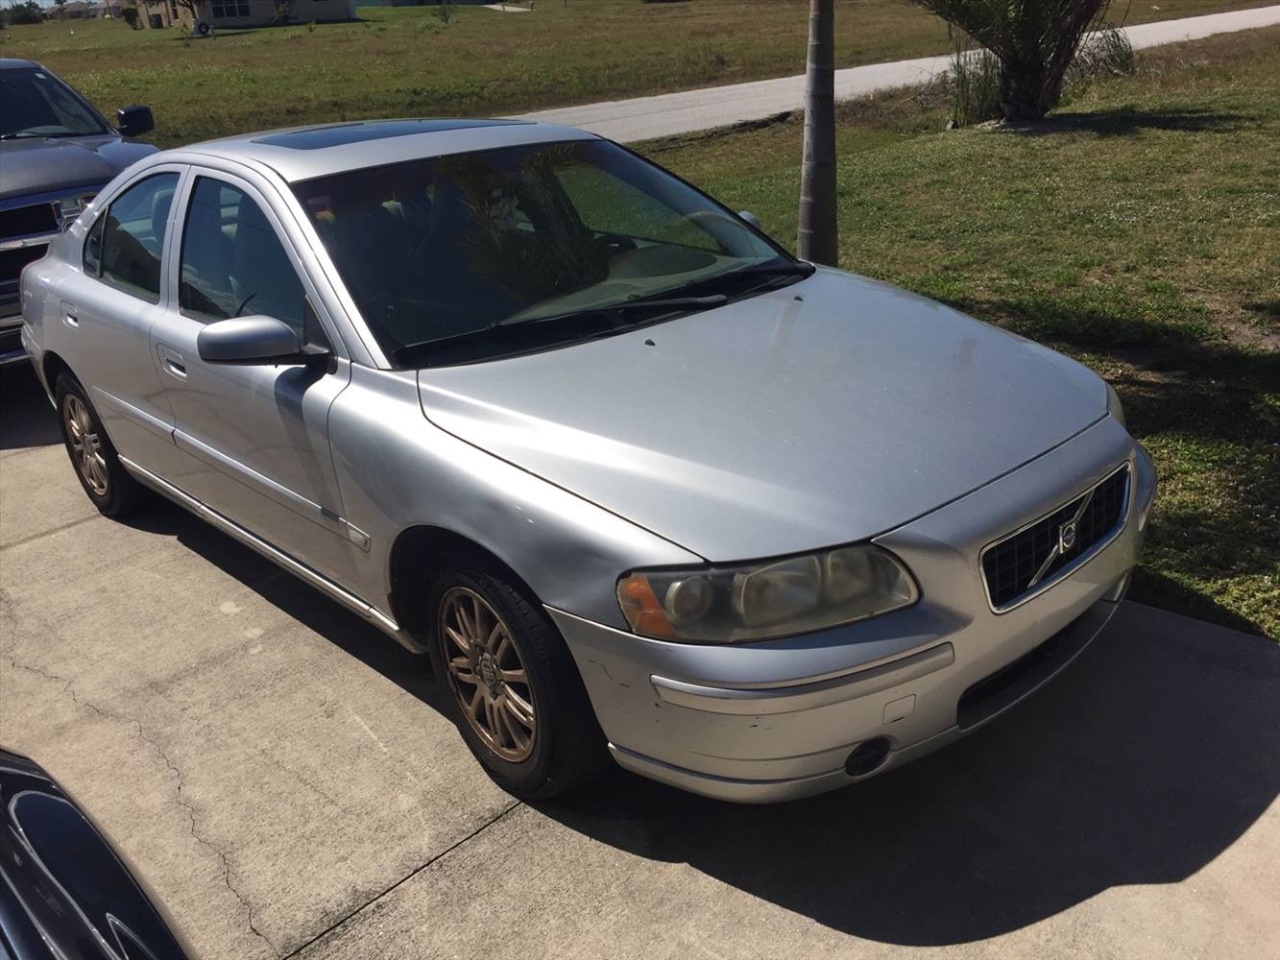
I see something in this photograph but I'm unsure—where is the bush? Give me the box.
[947,35,1001,127]
[911,0,1113,121]
[6,1,44,25]
[120,5,142,29]
[943,15,1135,125]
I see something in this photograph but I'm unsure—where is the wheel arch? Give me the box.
[39,349,73,400]
[387,524,543,648]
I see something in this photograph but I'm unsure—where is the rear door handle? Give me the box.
[59,301,78,327]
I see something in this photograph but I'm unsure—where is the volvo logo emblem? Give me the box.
[1058,520,1078,553]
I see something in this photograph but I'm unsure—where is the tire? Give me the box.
[55,373,147,518]
[427,561,608,801]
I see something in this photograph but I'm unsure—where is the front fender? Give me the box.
[329,364,701,630]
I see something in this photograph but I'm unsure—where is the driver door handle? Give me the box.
[158,345,187,380]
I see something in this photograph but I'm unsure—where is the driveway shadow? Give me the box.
[0,363,61,450]
[117,500,1280,946]
[121,499,446,713]
[538,605,1280,945]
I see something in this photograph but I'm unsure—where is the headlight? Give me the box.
[617,544,918,643]
[1106,382,1126,428]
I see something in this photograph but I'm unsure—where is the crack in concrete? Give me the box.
[0,514,103,553]
[6,656,281,958]
[280,800,523,959]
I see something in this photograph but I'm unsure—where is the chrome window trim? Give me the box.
[979,461,1132,614]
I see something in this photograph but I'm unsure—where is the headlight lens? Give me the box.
[617,545,918,643]
[1106,382,1126,428]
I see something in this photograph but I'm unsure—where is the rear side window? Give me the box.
[83,173,179,304]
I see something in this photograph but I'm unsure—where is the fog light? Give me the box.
[845,737,891,777]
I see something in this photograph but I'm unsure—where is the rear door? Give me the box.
[54,168,185,478]
[148,168,361,587]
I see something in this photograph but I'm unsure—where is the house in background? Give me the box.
[140,1,357,29]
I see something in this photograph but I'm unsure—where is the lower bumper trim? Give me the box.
[651,641,955,716]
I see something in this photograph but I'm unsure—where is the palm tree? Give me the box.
[912,0,1111,120]
[797,0,837,265]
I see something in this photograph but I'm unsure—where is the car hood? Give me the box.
[417,268,1106,560]
[0,135,156,202]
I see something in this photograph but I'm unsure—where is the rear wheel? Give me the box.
[55,374,146,518]
[428,563,607,800]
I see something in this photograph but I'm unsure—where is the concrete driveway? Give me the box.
[1,363,1277,960]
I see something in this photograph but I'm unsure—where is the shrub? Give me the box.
[911,0,1113,121]
[120,5,142,29]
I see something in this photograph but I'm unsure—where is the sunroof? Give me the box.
[253,119,527,151]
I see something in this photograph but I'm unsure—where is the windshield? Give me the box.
[0,67,110,140]
[292,139,795,366]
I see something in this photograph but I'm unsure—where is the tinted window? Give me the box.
[0,67,108,139]
[179,177,307,333]
[292,139,784,366]
[88,173,179,303]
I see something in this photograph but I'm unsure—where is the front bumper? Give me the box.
[551,418,1157,803]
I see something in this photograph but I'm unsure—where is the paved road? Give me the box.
[514,5,1280,142]
[1,364,1278,959]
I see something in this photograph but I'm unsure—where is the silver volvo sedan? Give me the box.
[20,119,1156,803]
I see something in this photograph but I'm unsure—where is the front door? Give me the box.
[149,170,360,587]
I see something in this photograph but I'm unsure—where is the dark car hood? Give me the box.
[418,268,1108,561]
[0,749,193,960]
[0,135,156,202]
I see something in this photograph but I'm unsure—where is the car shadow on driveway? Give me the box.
[122,499,448,714]
[539,606,1280,946]
[122,499,1279,947]
[0,364,61,450]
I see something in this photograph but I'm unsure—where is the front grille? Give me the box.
[0,203,58,241]
[981,465,1130,610]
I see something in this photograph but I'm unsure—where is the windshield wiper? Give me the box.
[392,294,729,366]
[494,293,728,329]
[0,130,101,141]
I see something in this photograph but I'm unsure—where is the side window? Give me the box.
[179,177,309,336]
[85,172,179,303]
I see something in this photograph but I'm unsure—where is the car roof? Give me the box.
[176,117,602,184]
[0,59,43,70]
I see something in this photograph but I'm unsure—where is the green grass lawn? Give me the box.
[641,27,1280,637]
[0,0,1273,147]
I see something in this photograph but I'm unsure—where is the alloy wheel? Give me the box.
[439,586,538,762]
[64,394,109,497]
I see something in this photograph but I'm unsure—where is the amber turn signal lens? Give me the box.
[617,573,677,639]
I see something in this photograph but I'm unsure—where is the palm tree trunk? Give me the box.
[797,0,838,265]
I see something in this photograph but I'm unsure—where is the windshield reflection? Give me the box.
[292,139,791,366]
[0,67,109,140]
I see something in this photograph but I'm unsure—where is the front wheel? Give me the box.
[427,563,608,800]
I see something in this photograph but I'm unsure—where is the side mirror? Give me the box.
[117,105,154,139]
[737,210,762,230]
[197,316,324,366]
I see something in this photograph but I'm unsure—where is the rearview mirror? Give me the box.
[197,316,324,366]
[737,210,762,230]
[117,105,154,139]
